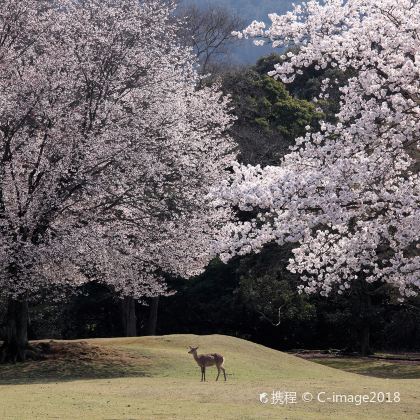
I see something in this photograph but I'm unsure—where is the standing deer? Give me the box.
[188,346,226,382]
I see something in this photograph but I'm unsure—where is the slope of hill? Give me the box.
[1,334,419,419]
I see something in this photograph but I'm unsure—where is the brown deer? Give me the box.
[188,346,226,382]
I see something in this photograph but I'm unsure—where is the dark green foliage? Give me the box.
[237,243,315,326]
[221,67,321,165]
[255,53,355,122]
[385,304,420,350]
[59,283,124,339]
[157,259,253,338]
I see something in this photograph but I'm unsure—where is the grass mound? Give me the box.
[0,340,149,385]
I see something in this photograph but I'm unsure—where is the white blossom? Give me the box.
[219,0,420,297]
[0,0,235,301]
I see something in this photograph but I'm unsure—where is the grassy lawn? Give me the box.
[0,334,419,419]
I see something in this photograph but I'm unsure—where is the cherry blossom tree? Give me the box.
[217,0,420,301]
[0,0,235,361]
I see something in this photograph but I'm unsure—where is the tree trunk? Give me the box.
[147,296,159,336]
[359,323,371,356]
[358,289,372,356]
[121,296,137,337]
[0,298,29,363]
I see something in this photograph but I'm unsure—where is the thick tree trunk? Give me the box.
[121,296,137,337]
[147,296,159,336]
[0,298,29,363]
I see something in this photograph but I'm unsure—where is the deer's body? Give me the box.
[188,346,226,381]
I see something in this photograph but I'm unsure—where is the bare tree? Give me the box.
[177,2,244,75]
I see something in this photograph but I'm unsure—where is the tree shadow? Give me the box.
[355,362,420,379]
[309,356,420,379]
[0,341,151,385]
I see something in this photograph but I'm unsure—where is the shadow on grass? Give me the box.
[311,357,420,379]
[0,341,151,385]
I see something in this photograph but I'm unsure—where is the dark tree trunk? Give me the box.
[121,296,137,337]
[1,298,29,363]
[147,296,159,336]
[358,289,372,356]
[359,323,371,356]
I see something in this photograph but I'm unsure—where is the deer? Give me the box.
[188,346,226,382]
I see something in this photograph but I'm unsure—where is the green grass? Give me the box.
[0,334,419,419]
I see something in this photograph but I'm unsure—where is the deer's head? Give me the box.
[188,346,199,354]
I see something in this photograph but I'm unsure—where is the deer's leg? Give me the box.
[203,366,206,382]
[201,366,204,382]
[216,366,220,381]
[222,367,226,381]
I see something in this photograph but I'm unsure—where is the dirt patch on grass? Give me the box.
[0,340,151,385]
[43,340,134,361]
